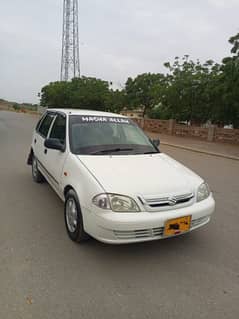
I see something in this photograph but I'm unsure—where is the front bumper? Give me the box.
[85,194,215,244]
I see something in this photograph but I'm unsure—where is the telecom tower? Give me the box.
[61,0,80,81]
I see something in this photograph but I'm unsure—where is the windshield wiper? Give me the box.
[90,147,134,155]
[143,151,160,154]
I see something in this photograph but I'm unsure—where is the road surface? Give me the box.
[0,111,239,319]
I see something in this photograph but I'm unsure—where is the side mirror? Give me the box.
[152,139,160,148]
[44,138,65,152]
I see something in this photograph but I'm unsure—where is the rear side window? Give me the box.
[49,114,66,143]
[38,113,55,138]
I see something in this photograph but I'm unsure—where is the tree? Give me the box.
[218,33,239,128]
[125,73,165,116]
[12,103,20,111]
[161,56,221,124]
[69,77,110,110]
[40,77,125,113]
[41,81,71,108]
[105,89,126,113]
[39,32,239,127]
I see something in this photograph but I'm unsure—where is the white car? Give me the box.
[27,109,215,244]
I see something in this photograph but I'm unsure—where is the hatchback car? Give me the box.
[27,109,215,244]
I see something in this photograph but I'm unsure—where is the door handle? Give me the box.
[34,138,37,144]
[44,149,47,155]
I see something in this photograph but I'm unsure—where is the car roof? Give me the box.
[47,108,126,118]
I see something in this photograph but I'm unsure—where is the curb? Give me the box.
[161,142,239,161]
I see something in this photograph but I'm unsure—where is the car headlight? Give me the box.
[197,182,210,202]
[92,193,140,212]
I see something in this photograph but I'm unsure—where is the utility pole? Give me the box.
[61,0,80,81]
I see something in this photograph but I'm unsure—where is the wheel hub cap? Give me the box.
[33,159,38,177]
[66,199,77,233]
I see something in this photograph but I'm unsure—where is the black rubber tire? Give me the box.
[32,155,45,183]
[64,189,89,243]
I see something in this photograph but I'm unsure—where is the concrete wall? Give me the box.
[132,118,239,145]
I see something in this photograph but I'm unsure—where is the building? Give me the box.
[120,108,144,118]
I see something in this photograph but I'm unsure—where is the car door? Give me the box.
[34,112,56,175]
[45,113,68,192]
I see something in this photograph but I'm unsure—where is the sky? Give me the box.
[0,0,239,103]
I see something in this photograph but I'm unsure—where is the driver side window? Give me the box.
[49,114,66,144]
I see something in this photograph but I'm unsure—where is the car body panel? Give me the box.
[77,153,203,196]
[85,195,215,244]
[28,109,215,244]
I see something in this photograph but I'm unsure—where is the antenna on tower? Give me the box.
[61,0,80,81]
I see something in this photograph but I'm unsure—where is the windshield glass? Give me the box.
[69,115,159,155]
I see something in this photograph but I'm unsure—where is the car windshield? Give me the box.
[69,115,159,155]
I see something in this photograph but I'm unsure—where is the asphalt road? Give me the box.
[0,111,239,319]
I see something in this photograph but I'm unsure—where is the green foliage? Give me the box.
[125,73,165,116]
[12,103,20,111]
[11,102,37,112]
[40,32,239,128]
[40,76,125,113]
[41,81,72,108]
[160,56,222,124]
[106,89,126,113]
[219,33,239,128]
[229,33,239,55]
[125,33,239,127]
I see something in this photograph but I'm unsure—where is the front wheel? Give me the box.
[64,190,89,243]
[32,155,45,183]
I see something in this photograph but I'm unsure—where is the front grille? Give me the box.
[114,216,210,240]
[191,216,210,228]
[114,226,164,240]
[143,192,194,208]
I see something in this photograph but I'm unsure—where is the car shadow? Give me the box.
[78,230,205,262]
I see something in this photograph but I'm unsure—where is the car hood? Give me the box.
[77,153,203,196]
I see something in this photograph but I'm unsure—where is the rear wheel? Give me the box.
[32,155,45,183]
[64,190,89,243]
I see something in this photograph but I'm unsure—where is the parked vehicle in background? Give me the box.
[27,109,215,244]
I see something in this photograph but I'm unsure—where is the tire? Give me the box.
[64,189,89,243]
[32,155,45,183]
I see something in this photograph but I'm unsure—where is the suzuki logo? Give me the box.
[168,197,177,206]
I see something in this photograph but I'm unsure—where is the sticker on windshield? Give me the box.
[77,116,133,124]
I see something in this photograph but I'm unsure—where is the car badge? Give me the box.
[168,197,177,206]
